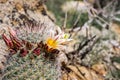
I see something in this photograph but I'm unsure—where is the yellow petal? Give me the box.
[46,38,58,49]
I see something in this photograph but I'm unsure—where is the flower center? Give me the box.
[46,38,58,49]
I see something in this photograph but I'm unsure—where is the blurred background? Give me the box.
[46,0,120,30]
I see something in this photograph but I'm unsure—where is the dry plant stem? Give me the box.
[63,11,67,30]
[96,0,102,10]
[66,35,98,65]
[77,35,96,52]
[79,36,98,60]
[73,12,81,29]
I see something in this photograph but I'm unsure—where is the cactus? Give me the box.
[2,53,58,80]
[0,21,72,80]
[0,23,62,80]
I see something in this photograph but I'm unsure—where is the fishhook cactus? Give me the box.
[1,22,72,80]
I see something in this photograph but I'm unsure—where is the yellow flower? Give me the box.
[46,38,58,49]
[63,33,70,39]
